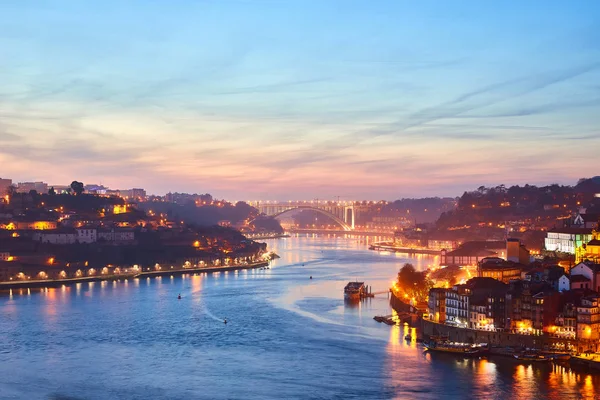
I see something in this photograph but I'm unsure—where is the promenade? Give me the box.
[0,260,270,290]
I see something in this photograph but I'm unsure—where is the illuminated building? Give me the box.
[83,184,108,195]
[576,229,600,263]
[427,288,447,323]
[113,204,128,214]
[554,303,577,339]
[50,185,71,194]
[545,227,593,254]
[478,258,523,284]
[576,295,600,345]
[469,300,488,330]
[445,284,470,326]
[427,237,459,251]
[12,220,58,230]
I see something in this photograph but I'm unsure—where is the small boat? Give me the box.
[344,281,366,299]
[546,353,571,362]
[424,339,486,356]
[514,352,549,362]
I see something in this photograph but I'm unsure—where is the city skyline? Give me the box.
[1,1,599,199]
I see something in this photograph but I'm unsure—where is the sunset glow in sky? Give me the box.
[1,1,599,200]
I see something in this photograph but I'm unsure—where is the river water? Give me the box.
[1,235,599,399]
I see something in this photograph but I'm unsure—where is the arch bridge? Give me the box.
[250,201,355,231]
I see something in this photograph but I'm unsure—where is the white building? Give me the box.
[98,229,135,242]
[558,275,570,292]
[545,228,593,254]
[76,228,97,243]
[445,284,470,326]
[33,230,77,244]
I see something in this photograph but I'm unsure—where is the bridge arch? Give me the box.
[257,206,352,231]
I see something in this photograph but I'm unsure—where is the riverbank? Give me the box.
[369,242,441,255]
[0,260,270,290]
[388,290,595,352]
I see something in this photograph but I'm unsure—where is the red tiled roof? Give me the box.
[570,275,591,282]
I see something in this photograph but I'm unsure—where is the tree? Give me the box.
[70,181,84,196]
[396,263,432,302]
[48,187,56,196]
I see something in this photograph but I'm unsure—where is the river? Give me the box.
[1,235,598,399]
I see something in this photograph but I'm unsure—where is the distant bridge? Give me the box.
[249,201,355,231]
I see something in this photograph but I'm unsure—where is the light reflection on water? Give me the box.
[0,235,598,399]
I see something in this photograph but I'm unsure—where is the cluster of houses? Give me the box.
[0,214,138,246]
[428,242,600,349]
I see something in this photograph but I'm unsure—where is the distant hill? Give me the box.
[435,178,600,230]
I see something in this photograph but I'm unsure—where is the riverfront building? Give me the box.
[445,284,471,327]
[427,288,447,323]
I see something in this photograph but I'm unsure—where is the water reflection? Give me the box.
[1,236,599,399]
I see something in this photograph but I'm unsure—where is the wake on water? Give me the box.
[184,281,226,323]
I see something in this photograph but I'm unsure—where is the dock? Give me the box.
[344,282,390,299]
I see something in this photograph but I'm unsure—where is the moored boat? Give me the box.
[514,352,550,362]
[344,281,365,299]
[423,338,487,356]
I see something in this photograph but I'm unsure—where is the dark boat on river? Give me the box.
[514,352,550,362]
[424,337,488,357]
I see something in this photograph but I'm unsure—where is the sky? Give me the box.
[0,0,599,201]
